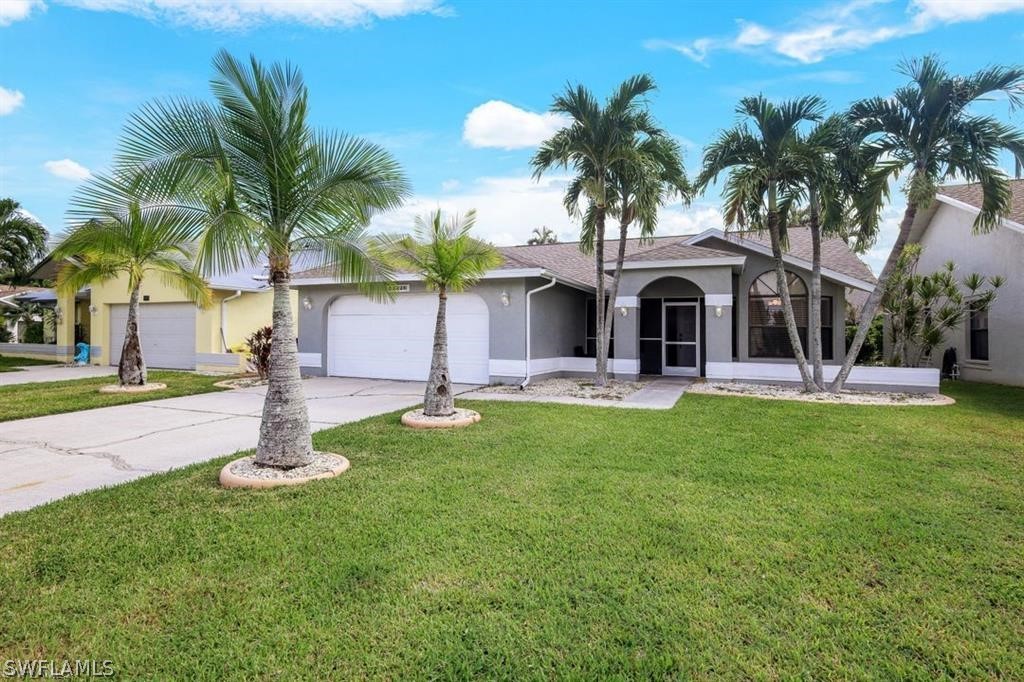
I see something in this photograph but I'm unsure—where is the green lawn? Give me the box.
[1,382,1021,678]
[0,371,231,422]
[0,355,61,372]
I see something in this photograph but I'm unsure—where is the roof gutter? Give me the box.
[521,275,557,389]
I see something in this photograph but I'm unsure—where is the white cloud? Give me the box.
[43,158,91,181]
[911,0,1024,24]
[646,0,1024,65]
[440,179,461,192]
[0,0,42,25]
[25,0,446,30]
[0,86,25,115]
[462,101,569,150]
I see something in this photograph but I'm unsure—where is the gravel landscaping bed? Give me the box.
[480,377,645,401]
[225,453,348,480]
[401,407,481,428]
[214,376,268,389]
[688,381,953,405]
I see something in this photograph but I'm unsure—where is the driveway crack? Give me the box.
[0,437,151,472]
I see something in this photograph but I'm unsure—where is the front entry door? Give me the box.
[663,302,699,377]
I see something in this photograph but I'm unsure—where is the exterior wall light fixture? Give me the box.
[302,296,313,310]
[500,291,510,307]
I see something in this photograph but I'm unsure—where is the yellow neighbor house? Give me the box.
[1,257,296,373]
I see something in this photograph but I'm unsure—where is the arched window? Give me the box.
[748,270,822,359]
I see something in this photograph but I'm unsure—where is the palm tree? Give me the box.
[697,95,825,392]
[381,210,502,416]
[785,115,876,389]
[72,51,410,469]
[532,74,660,387]
[602,132,691,358]
[53,201,212,386]
[527,226,558,245]
[0,198,48,285]
[835,55,1024,391]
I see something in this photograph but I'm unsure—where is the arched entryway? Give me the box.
[637,276,706,377]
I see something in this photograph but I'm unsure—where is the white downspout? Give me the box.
[220,290,242,352]
[521,275,557,389]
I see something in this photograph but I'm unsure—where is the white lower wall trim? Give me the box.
[0,343,70,356]
[489,359,526,376]
[490,357,640,378]
[614,296,639,308]
[705,362,939,390]
[298,352,323,368]
[704,294,733,307]
[196,352,243,367]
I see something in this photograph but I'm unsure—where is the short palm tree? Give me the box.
[381,209,502,416]
[0,198,48,285]
[532,74,659,387]
[697,95,825,392]
[527,226,558,245]
[836,55,1024,391]
[53,201,212,386]
[73,51,409,469]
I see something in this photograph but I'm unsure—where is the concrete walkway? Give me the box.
[0,377,477,516]
[461,377,693,410]
[0,364,116,386]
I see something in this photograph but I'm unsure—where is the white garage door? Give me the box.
[109,303,196,370]
[328,293,489,384]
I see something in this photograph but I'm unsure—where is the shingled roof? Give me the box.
[937,179,1024,226]
[294,227,875,290]
[728,228,876,283]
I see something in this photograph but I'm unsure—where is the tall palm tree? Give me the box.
[532,74,659,387]
[381,210,502,416]
[72,51,410,469]
[53,201,212,386]
[835,55,1024,391]
[787,115,876,389]
[527,226,558,245]
[0,198,48,285]
[697,95,825,392]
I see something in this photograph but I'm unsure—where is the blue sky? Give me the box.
[1,0,1023,273]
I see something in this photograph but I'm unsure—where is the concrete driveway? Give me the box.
[0,364,116,386]
[0,377,478,516]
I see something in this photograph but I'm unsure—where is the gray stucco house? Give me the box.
[293,226,940,392]
[887,180,1024,387]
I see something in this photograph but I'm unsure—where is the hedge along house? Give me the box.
[0,255,295,372]
[293,227,937,393]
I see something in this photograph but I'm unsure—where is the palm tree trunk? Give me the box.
[809,199,824,389]
[593,208,608,388]
[601,219,630,381]
[118,284,147,386]
[254,267,314,469]
[766,211,818,392]
[424,286,455,417]
[830,201,919,392]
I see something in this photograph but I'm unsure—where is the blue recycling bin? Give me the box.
[73,342,90,365]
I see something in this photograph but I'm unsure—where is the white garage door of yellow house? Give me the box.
[327,293,489,384]
[109,303,196,370]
